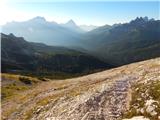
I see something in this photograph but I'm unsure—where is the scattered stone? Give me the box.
[123,116,150,120]
[145,99,158,116]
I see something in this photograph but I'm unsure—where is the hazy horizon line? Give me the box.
[1,16,159,27]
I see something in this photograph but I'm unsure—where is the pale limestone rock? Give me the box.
[145,99,158,116]
[123,116,150,120]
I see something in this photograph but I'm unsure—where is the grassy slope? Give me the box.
[1,73,48,101]
[1,57,160,120]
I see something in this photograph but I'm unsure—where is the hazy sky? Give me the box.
[0,0,159,26]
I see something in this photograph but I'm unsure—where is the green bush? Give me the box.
[38,77,47,81]
[19,77,32,85]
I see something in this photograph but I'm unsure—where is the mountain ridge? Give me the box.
[2,16,83,46]
[2,16,160,73]
[79,17,160,66]
[1,33,112,78]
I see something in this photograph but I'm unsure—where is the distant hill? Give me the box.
[80,17,160,66]
[1,33,112,78]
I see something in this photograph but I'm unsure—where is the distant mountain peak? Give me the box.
[143,16,149,21]
[130,16,155,24]
[61,19,84,33]
[9,33,15,37]
[30,16,46,22]
[65,19,77,26]
[137,17,149,21]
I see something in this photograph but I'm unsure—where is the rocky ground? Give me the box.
[1,57,160,120]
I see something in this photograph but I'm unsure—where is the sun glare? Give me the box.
[0,0,36,25]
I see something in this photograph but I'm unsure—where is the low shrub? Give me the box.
[19,77,32,85]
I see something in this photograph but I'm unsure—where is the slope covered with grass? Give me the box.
[1,57,160,120]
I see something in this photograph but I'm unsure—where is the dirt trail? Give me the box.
[29,81,128,120]
[2,58,160,120]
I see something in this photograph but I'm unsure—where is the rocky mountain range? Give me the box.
[1,33,112,78]
[1,16,160,77]
[2,17,83,46]
[81,17,160,66]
